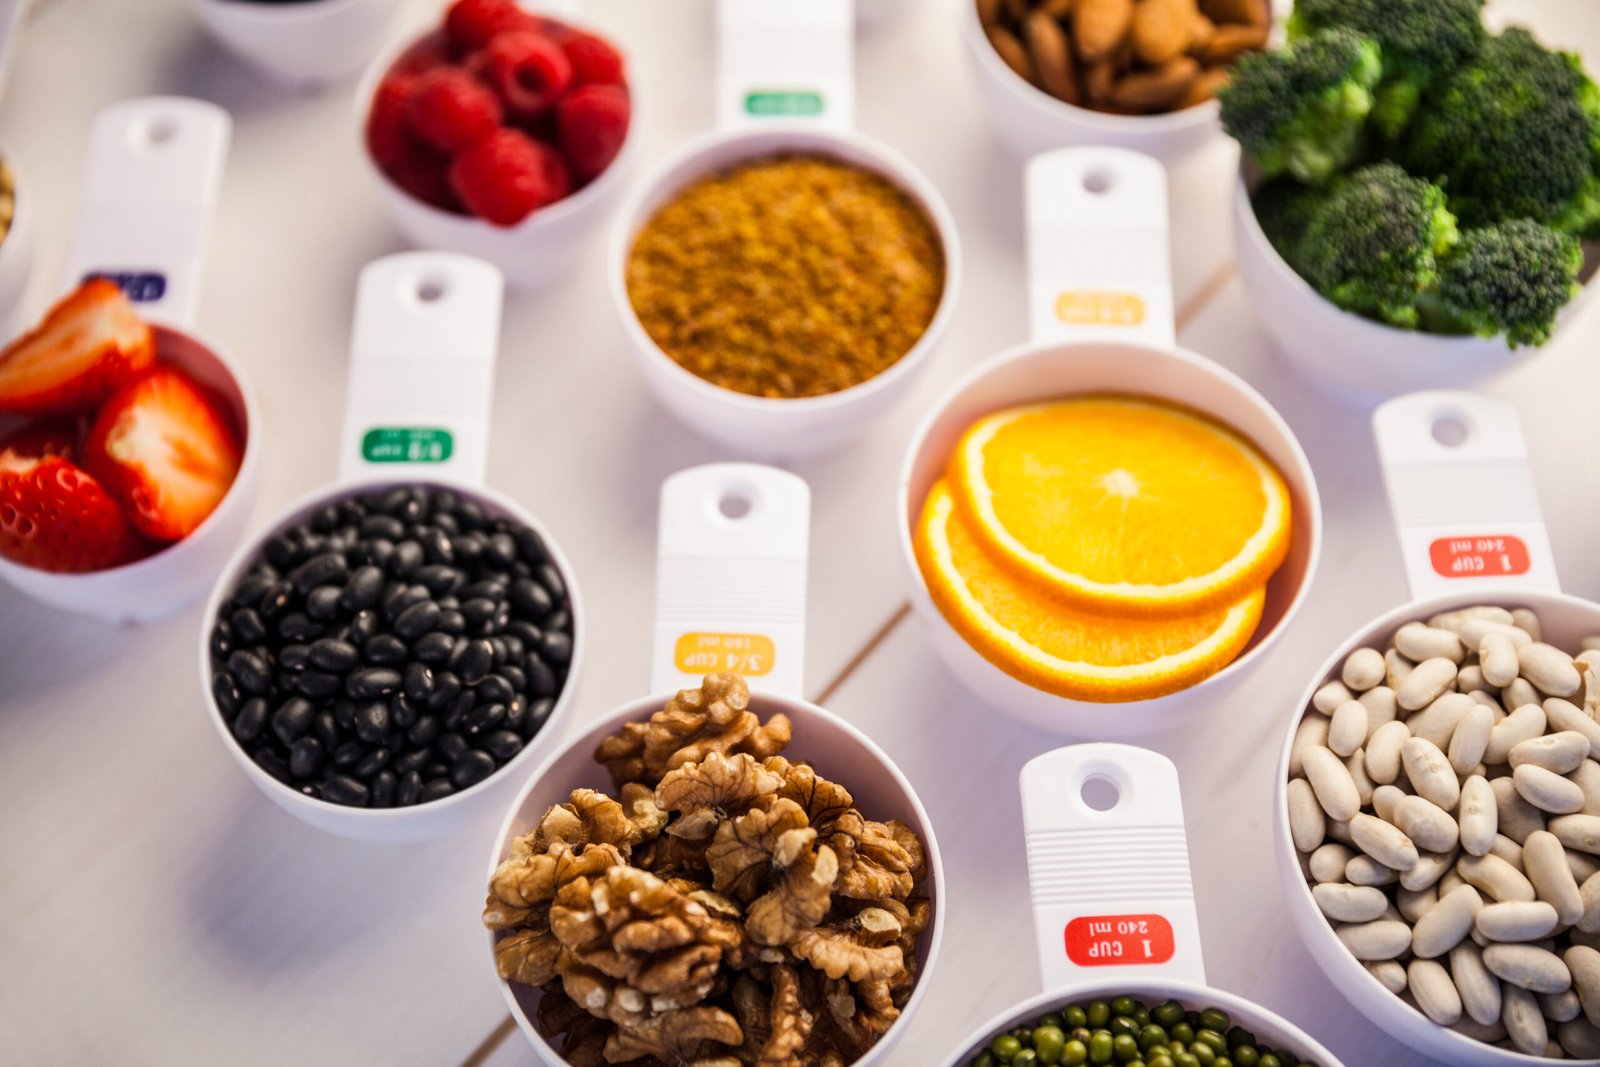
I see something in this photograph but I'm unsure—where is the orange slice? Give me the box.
[950,396,1291,616]
[916,479,1266,702]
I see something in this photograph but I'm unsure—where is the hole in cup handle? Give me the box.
[1371,391,1561,601]
[1019,744,1207,991]
[1023,147,1176,351]
[715,0,855,132]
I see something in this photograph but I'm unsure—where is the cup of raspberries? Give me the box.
[358,0,634,286]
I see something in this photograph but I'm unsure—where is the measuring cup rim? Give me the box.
[606,121,963,415]
[195,0,383,18]
[487,686,947,1064]
[197,474,586,825]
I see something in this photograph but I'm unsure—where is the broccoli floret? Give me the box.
[1251,177,1326,273]
[1287,0,1486,138]
[1219,28,1383,185]
[1401,28,1600,235]
[1295,162,1459,328]
[1421,219,1584,347]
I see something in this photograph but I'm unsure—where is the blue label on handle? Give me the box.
[83,271,167,303]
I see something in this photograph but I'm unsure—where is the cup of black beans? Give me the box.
[201,480,581,842]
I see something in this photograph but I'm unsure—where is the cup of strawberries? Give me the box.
[359,0,635,287]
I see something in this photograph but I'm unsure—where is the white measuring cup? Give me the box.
[199,251,584,842]
[1276,392,1600,1064]
[488,461,945,1064]
[354,0,641,289]
[609,0,961,458]
[0,96,261,623]
[944,744,1345,1067]
[898,146,1321,737]
[193,0,402,86]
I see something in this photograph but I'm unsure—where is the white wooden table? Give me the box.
[4,1,1599,1064]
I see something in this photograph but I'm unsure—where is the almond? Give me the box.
[988,27,1036,83]
[1189,12,1216,53]
[1198,21,1268,64]
[977,0,1005,29]
[1132,0,1196,65]
[1199,0,1268,27]
[1040,0,1078,16]
[1073,0,1134,62]
[1083,41,1130,103]
[1024,11,1081,103]
[1110,55,1200,110]
[1177,65,1231,108]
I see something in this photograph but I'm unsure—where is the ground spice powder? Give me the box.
[625,154,946,399]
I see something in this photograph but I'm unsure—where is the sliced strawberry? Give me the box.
[84,367,242,542]
[0,279,155,415]
[0,453,146,572]
[0,418,81,462]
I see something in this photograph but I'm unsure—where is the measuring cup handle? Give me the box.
[1025,148,1175,349]
[1372,391,1560,600]
[1020,744,1207,990]
[716,0,854,130]
[60,96,231,331]
[652,463,810,700]
[337,252,504,488]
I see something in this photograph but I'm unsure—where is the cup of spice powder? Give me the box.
[610,125,961,458]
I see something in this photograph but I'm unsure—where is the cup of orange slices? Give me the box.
[897,147,1322,736]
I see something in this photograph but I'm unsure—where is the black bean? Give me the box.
[339,499,368,524]
[389,693,420,730]
[427,670,462,711]
[509,578,552,619]
[402,662,433,702]
[254,746,292,783]
[312,504,340,532]
[332,740,369,768]
[506,620,543,648]
[521,697,556,738]
[412,632,454,665]
[407,715,441,748]
[443,691,475,730]
[289,737,325,779]
[419,527,453,565]
[396,771,424,806]
[361,514,404,541]
[499,664,526,692]
[223,650,267,695]
[485,730,523,761]
[524,654,557,698]
[424,761,450,779]
[305,585,343,620]
[485,532,517,569]
[350,609,379,646]
[419,778,454,803]
[413,563,461,596]
[436,731,468,763]
[362,538,395,568]
[290,552,347,594]
[544,608,570,633]
[278,613,322,643]
[258,579,294,621]
[460,597,498,631]
[363,634,407,666]
[452,532,485,566]
[456,499,487,530]
[272,697,315,744]
[450,749,497,789]
[347,667,402,700]
[212,672,242,715]
[230,607,268,644]
[352,747,390,778]
[353,700,391,742]
[476,674,515,706]
[295,671,342,699]
[453,639,494,684]
[394,748,429,775]
[388,540,423,577]
[539,631,573,667]
[209,626,233,661]
[399,491,426,524]
[460,578,503,602]
[312,710,339,747]
[436,610,466,636]
[434,512,459,535]
[393,601,441,641]
[232,697,268,742]
[333,700,357,731]
[322,775,370,807]
[436,594,459,612]
[308,638,360,672]
[503,695,528,734]
[512,526,547,565]
[230,571,276,609]
[339,565,384,611]
[462,702,505,737]
[370,769,397,808]
[278,643,311,671]
[535,562,567,604]
[263,534,299,570]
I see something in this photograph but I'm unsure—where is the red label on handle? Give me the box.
[1064,914,1175,967]
[1429,535,1530,580]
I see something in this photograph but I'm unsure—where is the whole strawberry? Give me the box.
[448,128,572,226]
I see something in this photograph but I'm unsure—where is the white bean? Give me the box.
[1450,702,1495,774]
[1457,665,1489,695]
[1460,775,1499,857]
[1570,849,1600,886]
[1541,988,1583,1023]
[1515,764,1588,815]
[1476,901,1561,943]
[1396,794,1461,854]
[1511,608,1543,643]
[1491,834,1527,870]
[1365,959,1407,994]
[1338,919,1413,960]
[1494,775,1550,844]
[1358,685,1398,739]
[1485,944,1573,993]
[1400,657,1460,711]
[1488,704,1550,765]
[1288,777,1326,853]
[1413,884,1484,958]
[1350,812,1420,872]
[1342,647,1386,692]
[1557,1016,1600,1057]
[1366,721,1410,785]
[1402,849,1458,892]
[1398,884,1438,924]
[1314,680,1354,714]
[1397,621,1466,664]
[1372,784,1406,824]
[1464,617,1536,651]
[1313,882,1391,923]
[1310,842,1355,883]
[1345,749,1375,808]
[1525,830,1587,927]
[1512,731,1593,774]
[1453,941,1504,1026]
[1573,761,1600,816]
[1387,648,1416,689]
[1404,736,1462,810]
[1482,630,1523,688]
[1289,714,1331,778]
[1522,643,1583,698]
[1506,678,1542,714]
[1503,983,1550,1055]
[1552,815,1600,855]
[1304,745,1361,822]
[1544,698,1600,752]
[1410,692,1476,751]
[1329,700,1368,757]
[1431,605,1514,632]
[1566,945,1600,1027]
[1409,958,1464,1025]
[1582,872,1600,934]
[1347,854,1399,886]
[1460,853,1538,903]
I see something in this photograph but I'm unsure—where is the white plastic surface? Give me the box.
[60,96,230,331]
[716,0,854,130]
[338,252,504,488]
[193,0,401,86]
[1373,392,1559,600]
[1021,745,1205,990]
[652,464,810,698]
[1026,148,1174,348]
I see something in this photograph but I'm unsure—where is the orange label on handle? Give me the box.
[1064,914,1175,967]
[1055,291,1145,327]
[1429,535,1530,579]
[674,633,776,676]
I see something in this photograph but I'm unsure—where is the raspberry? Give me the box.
[444,0,539,53]
[405,67,502,153]
[389,31,452,77]
[481,30,573,119]
[449,129,573,226]
[389,153,460,213]
[556,83,630,181]
[561,32,625,86]
[366,74,417,170]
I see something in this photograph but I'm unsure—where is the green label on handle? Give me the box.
[744,90,824,117]
[361,427,453,464]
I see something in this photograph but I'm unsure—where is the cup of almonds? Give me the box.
[965,0,1276,160]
